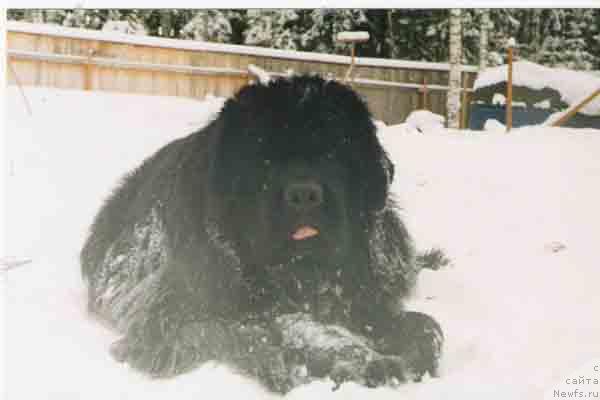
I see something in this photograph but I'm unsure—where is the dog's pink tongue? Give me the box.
[292,226,319,241]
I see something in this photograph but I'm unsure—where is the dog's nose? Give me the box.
[284,182,324,211]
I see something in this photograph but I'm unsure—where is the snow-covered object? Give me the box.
[336,31,370,43]
[247,64,271,85]
[506,37,516,48]
[540,88,600,127]
[404,110,445,134]
[483,119,506,132]
[474,60,600,116]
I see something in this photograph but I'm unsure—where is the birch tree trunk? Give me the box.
[387,10,399,59]
[479,9,490,70]
[447,9,462,129]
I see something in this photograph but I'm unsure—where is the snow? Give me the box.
[102,20,131,33]
[492,93,506,106]
[474,60,600,116]
[7,21,478,73]
[102,20,146,36]
[4,85,600,400]
[534,99,551,109]
[403,110,445,134]
[378,124,600,399]
[483,119,506,132]
[248,64,272,85]
[336,31,370,42]
[492,93,526,108]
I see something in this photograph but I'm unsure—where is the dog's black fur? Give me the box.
[81,75,443,392]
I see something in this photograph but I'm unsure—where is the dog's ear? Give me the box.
[363,141,394,213]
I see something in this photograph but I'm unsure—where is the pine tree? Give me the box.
[62,8,105,29]
[486,9,521,66]
[244,10,303,50]
[181,10,233,42]
[302,9,368,54]
[529,9,597,70]
[561,9,597,69]
[386,10,448,61]
[589,9,600,69]
[535,10,569,67]
[362,10,390,58]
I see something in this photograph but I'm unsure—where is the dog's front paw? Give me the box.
[110,334,200,377]
[232,342,294,394]
[364,355,416,387]
[110,319,223,377]
[376,311,444,381]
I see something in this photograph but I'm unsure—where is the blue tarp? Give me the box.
[469,104,600,130]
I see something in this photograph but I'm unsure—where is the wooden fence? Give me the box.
[7,21,478,125]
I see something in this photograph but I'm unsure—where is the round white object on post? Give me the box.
[336,31,370,43]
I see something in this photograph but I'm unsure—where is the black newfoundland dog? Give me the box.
[81,75,443,393]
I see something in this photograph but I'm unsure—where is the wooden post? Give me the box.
[336,31,370,83]
[84,48,95,91]
[506,40,515,132]
[342,44,358,83]
[419,75,429,110]
[551,89,600,127]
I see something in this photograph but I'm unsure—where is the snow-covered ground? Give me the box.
[4,86,600,399]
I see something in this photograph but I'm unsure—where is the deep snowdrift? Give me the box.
[4,86,600,399]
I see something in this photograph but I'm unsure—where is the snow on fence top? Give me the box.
[7,21,478,73]
[474,60,600,116]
